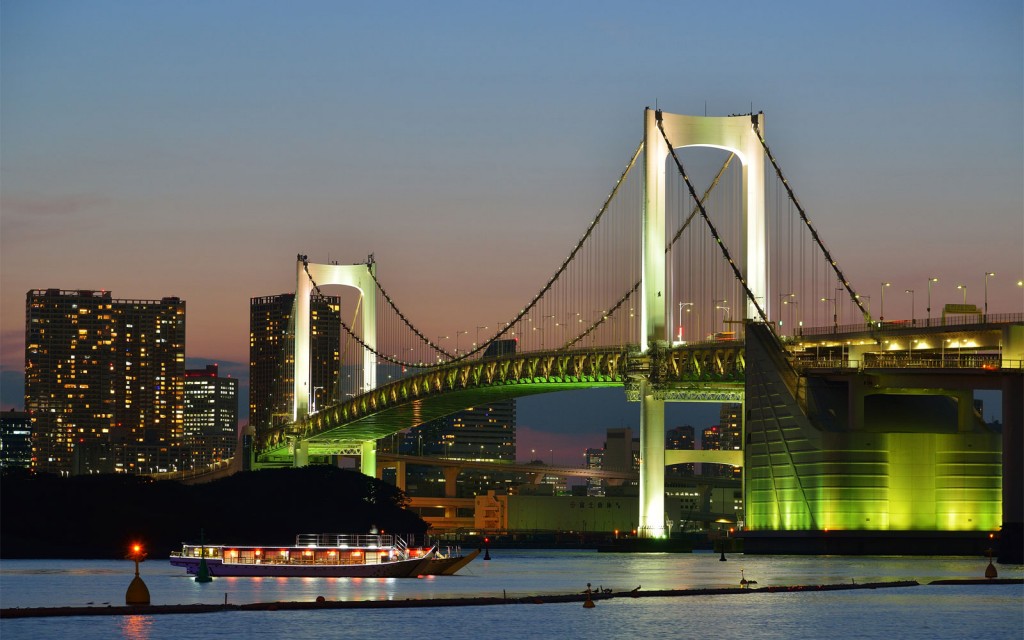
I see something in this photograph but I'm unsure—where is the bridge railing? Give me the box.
[797,312,1023,337]
[794,355,1021,371]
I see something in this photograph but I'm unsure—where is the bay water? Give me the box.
[2,550,1021,639]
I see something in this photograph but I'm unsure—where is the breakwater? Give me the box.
[5,579,1019,619]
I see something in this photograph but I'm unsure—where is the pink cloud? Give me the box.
[1,193,109,217]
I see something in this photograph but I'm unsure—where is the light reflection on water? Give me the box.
[1,552,1021,640]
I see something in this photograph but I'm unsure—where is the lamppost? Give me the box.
[927,277,939,326]
[880,282,891,322]
[984,272,995,319]
[783,297,799,337]
[455,330,467,355]
[678,302,694,342]
[715,304,730,332]
[956,284,967,305]
[713,299,728,333]
[905,289,915,325]
[436,335,449,361]
[778,293,794,330]
[475,325,488,351]
[311,386,324,414]
[822,296,837,332]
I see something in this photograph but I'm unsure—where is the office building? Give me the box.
[249,293,341,446]
[0,410,32,470]
[182,364,238,468]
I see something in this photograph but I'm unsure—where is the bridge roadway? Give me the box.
[258,342,746,463]
[257,317,1020,465]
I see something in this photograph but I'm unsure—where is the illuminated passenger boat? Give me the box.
[169,533,435,578]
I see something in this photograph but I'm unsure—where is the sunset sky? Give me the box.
[2,1,1021,463]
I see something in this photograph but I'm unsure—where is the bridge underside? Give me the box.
[258,381,622,462]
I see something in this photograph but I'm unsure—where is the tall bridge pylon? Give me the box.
[638,109,766,537]
[294,255,378,473]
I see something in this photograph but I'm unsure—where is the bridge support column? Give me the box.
[393,460,407,492]
[443,466,460,498]
[360,440,377,477]
[1000,374,1023,564]
[639,382,666,538]
[293,440,308,467]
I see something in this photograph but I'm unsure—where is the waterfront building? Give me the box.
[248,293,341,447]
[182,364,238,468]
[24,289,185,475]
[0,410,32,470]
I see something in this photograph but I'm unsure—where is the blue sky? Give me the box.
[2,1,1021,461]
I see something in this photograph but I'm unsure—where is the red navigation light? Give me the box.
[484,537,490,544]
[132,544,141,554]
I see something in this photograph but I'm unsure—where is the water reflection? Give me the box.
[118,615,152,640]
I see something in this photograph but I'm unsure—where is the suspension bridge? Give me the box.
[227,110,1021,555]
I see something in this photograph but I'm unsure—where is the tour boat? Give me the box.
[423,547,482,575]
[170,533,436,578]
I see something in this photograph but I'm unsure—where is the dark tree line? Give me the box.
[1,466,427,558]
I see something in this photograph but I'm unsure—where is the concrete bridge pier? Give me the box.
[443,466,460,498]
[293,440,308,467]
[639,381,666,538]
[1000,373,1023,564]
[360,441,376,477]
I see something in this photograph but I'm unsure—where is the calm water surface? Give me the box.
[2,551,1021,639]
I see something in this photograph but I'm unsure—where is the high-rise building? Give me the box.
[602,427,638,473]
[24,289,185,474]
[584,447,605,496]
[0,410,32,470]
[702,403,742,478]
[182,364,238,468]
[249,294,341,446]
[666,425,695,478]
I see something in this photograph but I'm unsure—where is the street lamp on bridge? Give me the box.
[821,296,837,332]
[905,289,915,325]
[956,284,967,305]
[678,302,693,342]
[475,326,488,351]
[455,330,468,355]
[927,277,939,326]
[984,272,995,319]
[880,282,891,322]
[777,293,794,330]
[782,296,798,337]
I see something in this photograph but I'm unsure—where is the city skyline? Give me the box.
[2,2,1021,463]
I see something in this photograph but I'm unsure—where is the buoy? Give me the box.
[740,569,748,588]
[583,583,595,608]
[985,547,998,579]
[720,551,727,561]
[125,543,150,606]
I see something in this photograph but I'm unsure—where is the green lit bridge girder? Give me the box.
[256,342,747,463]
